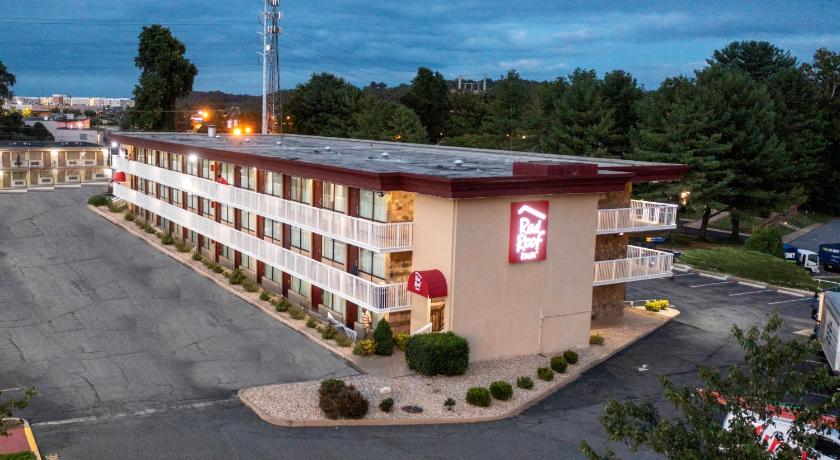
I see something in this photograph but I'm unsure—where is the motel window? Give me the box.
[136,148,145,163]
[137,180,145,193]
[289,176,312,204]
[220,245,232,260]
[240,167,256,191]
[359,189,387,222]
[202,236,213,251]
[290,276,311,298]
[241,210,256,232]
[172,153,183,172]
[240,253,255,272]
[322,236,346,265]
[220,204,234,224]
[290,226,311,252]
[219,163,234,184]
[358,248,386,279]
[187,194,197,211]
[322,182,347,213]
[145,151,155,165]
[264,265,282,283]
[159,151,169,168]
[263,218,282,241]
[201,198,214,218]
[322,291,346,316]
[172,188,182,206]
[66,151,80,161]
[187,157,199,176]
[160,186,170,202]
[200,159,210,179]
[264,171,282,196]
[188,231,198,244]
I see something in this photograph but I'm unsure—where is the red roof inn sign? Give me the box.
[509,201,549,263]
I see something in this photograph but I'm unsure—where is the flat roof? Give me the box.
[111,132,686,198]
[0,141,101,148]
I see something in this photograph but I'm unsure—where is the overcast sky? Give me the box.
[1,0,838,97]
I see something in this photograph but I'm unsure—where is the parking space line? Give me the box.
[729,290,772,296]
[698,273,728,281]
[671,273,695,278]
[690,281,732,288]
[767,298,810,305]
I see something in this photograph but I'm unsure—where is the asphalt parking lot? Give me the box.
[3,189,821,459]
[0,189,355,428]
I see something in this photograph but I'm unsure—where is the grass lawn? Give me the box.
[785,211,834,229]
[680,247,818,291]
[709,214,764,233]
[0,452,36,460]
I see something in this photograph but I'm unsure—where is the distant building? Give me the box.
[451,75,487,94]
[23,116,103,144]
[9,95,134,111]
[0,141,109,192]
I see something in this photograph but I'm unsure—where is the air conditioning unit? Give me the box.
[67,160,78,166]
[39,176,53,184]
[29,160,42,167]
[93,173,106,180]
[84,160,95,165]
[67,175,80,182]
[12,179,26,187]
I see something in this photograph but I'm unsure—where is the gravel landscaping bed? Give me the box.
[241,309,668,424]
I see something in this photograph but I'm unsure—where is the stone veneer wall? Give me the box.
[387,310,411,334]
[386,251,412,282]
[592,182,632,320]
[387,191,414,223]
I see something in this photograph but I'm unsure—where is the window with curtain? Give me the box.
[264,218,282,241]
[264,171,283,196]
[241,211,255,231]
[290,176,312,204]
[358,248,386,279]
[291,276,311,297]
[290,226,311,251]
[322,291,346,315]
[264,265,282,283]
[359,189,387,222]
[172,153,183,172]
[220,205,234,224]
[240,167,255,190]
[322,236,346,264]
[322,182,347,213]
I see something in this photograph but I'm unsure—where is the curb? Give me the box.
[23,420,41,460]
[87,205,367,374]
[675,265,816,297]
[237,310,676,428]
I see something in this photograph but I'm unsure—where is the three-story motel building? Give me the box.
[109,132,684,361]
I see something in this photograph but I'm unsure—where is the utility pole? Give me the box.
[260,0,282,134]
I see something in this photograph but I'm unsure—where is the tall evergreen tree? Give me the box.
[0,59,15,107]
[543,68,615,157]
[708,40,797,81]
[285,73,362,137]
[481,69,532,148]
[388,105,427,143]
[601,70,644,158]
[124,25,197,131]
[400,67,450,141]
[446,92,487,138]
[803,48,840,212]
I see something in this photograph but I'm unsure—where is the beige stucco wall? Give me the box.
[411,192,600,361]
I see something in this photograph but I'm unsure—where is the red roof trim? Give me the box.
[111,134,674,198]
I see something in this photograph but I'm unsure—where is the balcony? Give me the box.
[114,183,410,313]
[592,245,674,286]
[596,200,678,235]
[113,156,413,252]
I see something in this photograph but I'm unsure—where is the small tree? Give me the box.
[1,387,35,436]
[745,226,785,258]
[372,318,395,356]
[581,314,840,459]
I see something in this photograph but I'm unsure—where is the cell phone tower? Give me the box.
[261,0,282,134]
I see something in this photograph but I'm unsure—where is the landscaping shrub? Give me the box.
[405,332,469,376]
[87,194,109,206]
[517,376,534,390]
[537,367,554,381]
[242,280,259,292]
[489,381,513,401]
[275,298,291,313]
[228,268,246,285]
[589,334,605,345]
[108,201,127,213]
[124,212,135,222]
[644,299,669,312]
[550,356,568,373]
[143,225,156,234]
[259,291,271,301]
[175,242,191,252]
[289,306,306,320]
[372,319,395,356]
[394,332,410,351]
[335,335,352,347]
[746,225,784,258]
[321,326,337,340]
[156,231,164,239]
[161,233,174,245]
[352,338,376,356]
[212,264,225,274]
[563,350,579,365]
[379,398,394,413]
[306,317,318,328]
[465,387,491,407]
[318,379,369,420]
[444,397,456,411]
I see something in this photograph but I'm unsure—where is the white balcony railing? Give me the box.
[114,183,411,313]
[596,200,678,235]
[593,245,674,286]
[113,156,413,252]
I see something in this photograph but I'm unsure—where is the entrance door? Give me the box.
[430,303,445,332]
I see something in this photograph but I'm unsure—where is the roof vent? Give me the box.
[276,141,282,145]
[214,135,220,139]
[324,146,331,151]
[381,151,389,160]
[454,159,463,167]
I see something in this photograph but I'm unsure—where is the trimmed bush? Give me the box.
[161,233,175,245]
[353,338,376,356]
[275,299,291,313]
[405,332,469,376]
[444,397,456,411]
[394,332,410,351]
[550,356,568,373]
[379,398,394,413]
[489,381,513,401]
[372,319,395,356]
[318,379,369,420]
[242,280,259,292]
[212,264,225,274]
[87,194,109,206]
[143,225,156,234]
[124,213,135,222]
[108,201,127,213]
[465,387,491,407]
[228,268,246,285]
[259,291,271,301]
[563,350,579,365]
[537,367,554,381]
[644,299,669,312]
[517,376,534,390]
[322,326,337,340]
[306,317,318,328]
[589,334,605,346]
[335,335,352,347]
[289,306,306,320]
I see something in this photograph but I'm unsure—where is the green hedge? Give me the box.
[465,387,491,407]
[405,331,469,376]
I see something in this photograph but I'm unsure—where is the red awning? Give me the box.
[113,171,126,182]
[407,270,448,298]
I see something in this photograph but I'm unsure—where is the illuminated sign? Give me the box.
[509,201,549,263]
